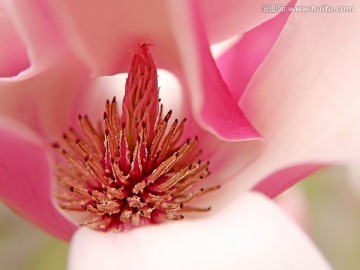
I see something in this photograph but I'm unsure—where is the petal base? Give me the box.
[69,192,331,270]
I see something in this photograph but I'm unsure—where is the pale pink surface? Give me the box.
[0,117,76,241]
[69,192,331,270]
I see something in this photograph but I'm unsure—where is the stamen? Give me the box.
[54,44,219,232]
[84,218,112,230]
[180,206,212,212]
[78,115,103,156]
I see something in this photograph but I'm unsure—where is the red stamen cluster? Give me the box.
[54,44,219,232]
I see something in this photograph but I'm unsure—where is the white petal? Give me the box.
[69,192,331,270]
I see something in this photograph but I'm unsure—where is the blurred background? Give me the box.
[1,166,359,270]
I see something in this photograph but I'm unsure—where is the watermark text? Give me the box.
[261,5,355,13]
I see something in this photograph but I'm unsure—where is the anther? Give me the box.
[53,44,218,232]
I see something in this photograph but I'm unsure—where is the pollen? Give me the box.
[53,44,219,232]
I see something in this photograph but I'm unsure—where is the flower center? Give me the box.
[53,44,219,232]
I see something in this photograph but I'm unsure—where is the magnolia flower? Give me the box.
[0,0,359,269]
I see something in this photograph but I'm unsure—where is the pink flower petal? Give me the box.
[215,0,360,198]
[196,0,291,44]
[0,54,90,140]
[5,0,66,70]
[41,0,181,75]
[216,0,295,101]
[0,3,30,77]
[0,117,77,241]
[1,2,91,141]
[167,1,260,140]
[69,192,331,270]
[253,164,322,197]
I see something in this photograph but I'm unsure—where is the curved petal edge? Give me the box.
[69,192,331,270]
[0,117,77,241]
